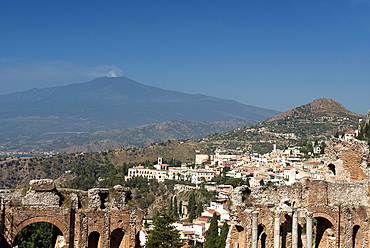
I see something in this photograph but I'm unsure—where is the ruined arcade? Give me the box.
[0,179,143,248]
[227,137,370,248]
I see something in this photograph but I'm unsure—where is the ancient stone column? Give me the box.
[274,210,281,248]
[306,212,313,248]
[292,207,298,248]
[252,211,259,248]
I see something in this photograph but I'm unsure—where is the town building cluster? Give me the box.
[134,130,368,247]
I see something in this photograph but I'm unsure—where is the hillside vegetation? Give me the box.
[0,140,207,189]
[203,98,364,153]
[1,98,365,189]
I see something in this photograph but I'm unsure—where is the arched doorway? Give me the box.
[110,228,124,248]
[328,164,336,175]
[88,231,101,248]
[352,225,362,248]
[258,224,267,248]
[13,222,64,248]
[314,217,335,248]
[281,214,292,248]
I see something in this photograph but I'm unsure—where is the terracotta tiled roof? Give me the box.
[207,209,221,216]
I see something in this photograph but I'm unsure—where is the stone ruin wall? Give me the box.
[0,179,143,248]
[324,138,369,183]
[228,180,370,248]
[227,138,370,248]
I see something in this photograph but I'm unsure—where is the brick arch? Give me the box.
[313,212,336,229]
[312,213,337,248]
[11,216,69,245]
[110,228,125,248]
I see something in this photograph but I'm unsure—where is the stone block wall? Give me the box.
[0,180,142,248]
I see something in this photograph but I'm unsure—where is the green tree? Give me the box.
[225,178,248,188]
[205,213,218,248]
[146,211,182,248]
[245,177,250,187]
[266,181,273,187]
[14,222,57,248]
[334,131,339,138]
[187,191,196,222]
[211,176,226,185]
[216,222,229,248]
[170,197,173,212]
[179,201,183,216]
[320,141,326,154]
[259,179,265,186]
[173,196,179,219]
[196,202,203,218]
[306,142,313,154]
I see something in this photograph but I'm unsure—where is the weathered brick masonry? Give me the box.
[0,179,143,248]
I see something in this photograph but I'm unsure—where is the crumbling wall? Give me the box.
[22,179,59,206]
[324,138,369,182]
[228,136,370,247]
[0,179,142,248]
[228,179,370,248]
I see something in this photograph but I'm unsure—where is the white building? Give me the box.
[125,166,168,182]
[195,154,209,165]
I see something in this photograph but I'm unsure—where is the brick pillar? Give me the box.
[306,212,313,248]
[79,212,87,248]
[103,210,110,247]
[274,210,281,248]
[292,207,298,248]
[252,211,259,248]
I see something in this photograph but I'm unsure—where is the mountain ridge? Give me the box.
[0,98,366,189]
[0,76,279,154]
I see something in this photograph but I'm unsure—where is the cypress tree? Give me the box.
[179,201,182,217]
[216,222,229,248]
[205,213,218,248]
[173,196,178,218]
[196,202,203,218]
[170,197,173,212]
[187,191,196,222]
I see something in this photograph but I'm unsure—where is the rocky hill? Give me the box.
[267,98,362,122]
[203,98,365,153]
[261,98,363,139]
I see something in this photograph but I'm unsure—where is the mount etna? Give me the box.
[0,77,279,154]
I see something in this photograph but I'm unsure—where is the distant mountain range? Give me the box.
[0,77,279,154]
[0,98,366,189]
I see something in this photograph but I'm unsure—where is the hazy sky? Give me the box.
[1,0,369,114]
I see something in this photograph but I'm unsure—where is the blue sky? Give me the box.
[1,0,369,114]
